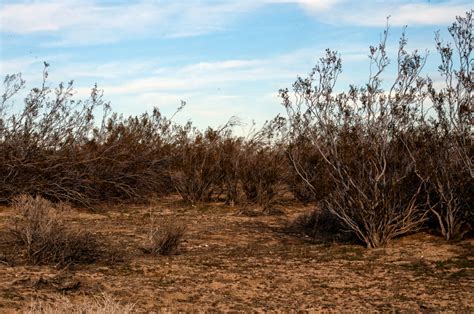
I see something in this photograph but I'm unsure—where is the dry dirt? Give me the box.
[0,197,472,312]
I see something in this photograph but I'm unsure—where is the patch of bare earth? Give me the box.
[0,198,472,312]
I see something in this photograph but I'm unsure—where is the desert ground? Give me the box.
[0,197,472,312]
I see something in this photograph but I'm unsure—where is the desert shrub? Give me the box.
[78,109,176,202]
[290,208,355,243]
[8,195,101,266]
[281,24,431,248]
[169,126,225,204]
[146,218,185,256]
[285,137,331,203]
[219,136,244,205]
[239,141,285,208]
[281,11,473,247]
[26,293,135,314]
[419,133,473,240]
[414,12,473,240]
[0,71,177,207]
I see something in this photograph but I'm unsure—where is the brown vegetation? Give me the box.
[281,12,473,246]
[6,195,102,266]
[0,13,471,245]
[0,10,472,311]
[26,293,135,314]
[145,215,185,256]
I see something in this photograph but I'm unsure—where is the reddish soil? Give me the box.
[0,197,472,312]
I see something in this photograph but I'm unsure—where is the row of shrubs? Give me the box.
[0,70,290,209]
[1,12,472,248]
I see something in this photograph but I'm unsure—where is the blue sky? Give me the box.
[0,0,472,129]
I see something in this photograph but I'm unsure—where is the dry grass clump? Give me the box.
[26,294,135,314]
[8,195,101,266]
[145,217,186,256]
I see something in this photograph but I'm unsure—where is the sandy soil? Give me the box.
[0,197,472,312]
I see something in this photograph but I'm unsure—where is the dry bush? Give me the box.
[238,128,287,208]
[26,293,135,314]
[146,217,185,256]
[219,121,288,208]
[169,126,227,204]
[76,109,176,202]
[239,147,283,208]
[421,136,473,240]
[0,72,177,207]
[280,11,473,247]
[1,63,289,208]
[8,195,101,266]
[417,12,473,240]
[281,23,433,248]
[219,136,244,205]
[290,208,356,243]
[285,138,331,203]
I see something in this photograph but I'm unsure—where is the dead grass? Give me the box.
[145,217,185,256]
[26,293,135,314]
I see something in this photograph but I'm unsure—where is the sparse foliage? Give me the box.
[8,195,101,266]
[169,126,226,205]
[0,66,178,207]
[417,11,474,240]
[239,140,285,208]
[280,24,431,248]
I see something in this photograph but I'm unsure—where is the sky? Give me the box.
[0,0,472,130]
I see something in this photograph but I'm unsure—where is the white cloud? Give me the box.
[299,1,472,27]
[2,0,470,47]
[0,0,262,45]
[267,0,339,11]
[0,56,40,74]
[388,2,471,26]
[0,46,316,127]
[0,1,77,33]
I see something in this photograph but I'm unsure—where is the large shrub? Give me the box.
[417,12,473,240]
[280,12,473,247]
